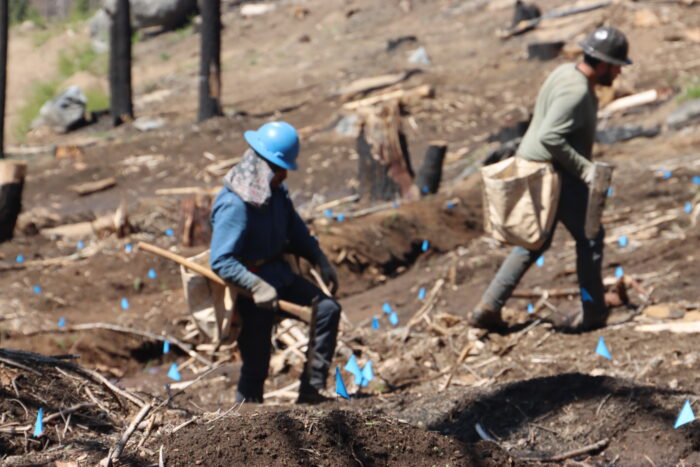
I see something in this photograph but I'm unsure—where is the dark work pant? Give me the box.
[479,171,607,322]
[236,274,341,402]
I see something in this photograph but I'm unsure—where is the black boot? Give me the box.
[468,303,507,332]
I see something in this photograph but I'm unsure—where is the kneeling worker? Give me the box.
[210,121,341,403]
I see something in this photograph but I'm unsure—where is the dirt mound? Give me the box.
[161,407,519,466]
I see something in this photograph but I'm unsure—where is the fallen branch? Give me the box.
[343,84,434,110]
[69,177,117,196]
[635,321,700,333]
[43,403,97,424]
[517,438,609,462]
[440,341,475,391]
[104,403,153,465]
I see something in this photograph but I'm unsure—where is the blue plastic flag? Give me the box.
[663,170,672,179]
[382,302,392,314]
[581,288,593,302]
[527,303,534,314]
[446,202,455,209]
[371,316,379,330]
[421,240,429,252]
[393,201,399,209]
[165,229,174,237]
[58,317,66,328]
[421,186,430,194]
[125,243,133,253]
[167,363,181,381]
[16,254,24,263]
[418,287,426,300]
[335,367,350,399]
[615,266,624,278]
[536,256,544,267]
[685,202,693,214]
[389,312,399,326]
[596,337,611,360]
[120,298,129,310]
[33,285,42,294]
[618,236,628,247]
[693,175,700,185]
[77,241,84,250]
[148,268,157,279]
[674,400,696,429]
[345,354,362,385]
[361,361,374,387]
[33,408,43,437]
[325,209,333,218]
[336,213,345,222]
[163,341,170,354]
[606,187,613,197]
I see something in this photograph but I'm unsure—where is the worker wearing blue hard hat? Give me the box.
[210,121,341,404]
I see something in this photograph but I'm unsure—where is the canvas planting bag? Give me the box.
[481,157,561,250]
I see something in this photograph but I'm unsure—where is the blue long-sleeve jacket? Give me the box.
[209,185,323,291]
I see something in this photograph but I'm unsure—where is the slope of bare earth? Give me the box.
[1,0,700,465]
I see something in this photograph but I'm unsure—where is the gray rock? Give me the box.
[101,0,197,30]
[334,114,361,138]
[88,9,111,53]
[408,47,432,66]
[667,98,700,131]
[133,116,167,132]
[32,86,87,134]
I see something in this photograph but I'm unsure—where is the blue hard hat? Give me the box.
[244,121,300,171]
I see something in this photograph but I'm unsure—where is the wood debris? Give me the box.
[69,177,117,196]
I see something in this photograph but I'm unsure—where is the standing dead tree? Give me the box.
[198,0,223,122]
[0,0,7,158]
[109,0,133,126]
[356,103,419,201]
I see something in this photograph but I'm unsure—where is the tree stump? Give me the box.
[0,160,27,242]
[415,141,447,195]
[356,102,418,201]
[179,194,212,247]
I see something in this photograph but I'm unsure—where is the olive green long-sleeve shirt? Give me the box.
[517,63,597,179]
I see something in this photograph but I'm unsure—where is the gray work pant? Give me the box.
[236,275,341,402]
[479,171,607,322]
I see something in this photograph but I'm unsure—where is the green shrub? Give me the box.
[680,77,700,102]
[14,80,60,141]
[9,0,45,27]
[58,44,104,77]
[84,87,110,112]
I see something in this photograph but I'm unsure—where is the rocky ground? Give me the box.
[1,0,700,465]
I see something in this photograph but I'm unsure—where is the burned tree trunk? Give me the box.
[356,103,418,201]
[415,141,447,195]
[109,0,133,126]
[198,0,222,122]
[0,0,7,158]
[0,161,26,242]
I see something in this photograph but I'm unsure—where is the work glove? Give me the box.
[316,252,339,295]
[582,165,595,185]
[250,278,278,310]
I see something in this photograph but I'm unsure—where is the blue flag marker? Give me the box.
[663,170,672,179]
[685,202,693,214]
[421,240,429,252]
[33,408,43,437]
[148,268,157,279]
[615,266,624,278]
[33,285,42,294]
[606,187,613,197]
[120,298,129,310]
[361,361,374,387]
[581,288,593,302]
[693,175,700,185]
[167,363,181,381]
[393,201,399,209]
[335,367,350,399]
[77,241,84,250]
[371,316,379,330]
[446,202,455,209]
[325,209,333,218]
[536,256,544,267]
[618,236,628,247]
[674,400,696,429]
[163,341,170,354]
[418,287,426,300]
[421,186,430,194]
[382,302,392,314]
[389,311,399,326]
[345,354,362,384]
[527,303,534,314]
[16,254,24,263]
[165,229,174,237]
[58,317,66,328]
[125,243,133,253]
[336,213,345,222]
[596,337,611,360]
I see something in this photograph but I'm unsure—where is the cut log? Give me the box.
[599,88,673,118]
[356,102,418,201]
[339,70,420,100]
[342,84,434,111]
[178,194,212,247]
[415,141,447,195]
[69,177,117,196]
[0,160,27,242]
[636,321,700,334]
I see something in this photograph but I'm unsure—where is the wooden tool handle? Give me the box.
[136,241,311,323]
